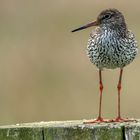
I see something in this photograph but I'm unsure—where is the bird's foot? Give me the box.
[112,117,136,122]
[84,117,111,124]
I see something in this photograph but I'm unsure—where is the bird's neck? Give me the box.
[100,23,127,38]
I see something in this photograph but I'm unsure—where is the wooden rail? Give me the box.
[0,120,140,139]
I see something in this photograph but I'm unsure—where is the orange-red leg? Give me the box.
[84,70,108,124]
[97,69,104,121]
[113,68,133,122]
[115,68,123,122]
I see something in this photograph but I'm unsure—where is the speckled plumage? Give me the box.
[86,9,138,69]
[87,27,138,69]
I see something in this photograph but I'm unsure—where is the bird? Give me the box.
[72,9,138,123]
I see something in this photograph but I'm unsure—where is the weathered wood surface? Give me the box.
[0,120,140,140]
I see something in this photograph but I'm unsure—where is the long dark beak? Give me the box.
[71,21,98,32]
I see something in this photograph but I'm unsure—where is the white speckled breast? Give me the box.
[87,27,138,69]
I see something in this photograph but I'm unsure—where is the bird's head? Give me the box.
[72,9,126,32]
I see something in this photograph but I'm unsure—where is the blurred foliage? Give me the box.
[0,0,139,125]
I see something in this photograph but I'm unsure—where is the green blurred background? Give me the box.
[0,0,139,125]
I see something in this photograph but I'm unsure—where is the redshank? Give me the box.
[72,9,138,123]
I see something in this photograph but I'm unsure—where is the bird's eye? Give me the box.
[103,14,111,19]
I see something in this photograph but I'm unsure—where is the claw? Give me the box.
[83,117,113,124]
[112,117,135,122]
